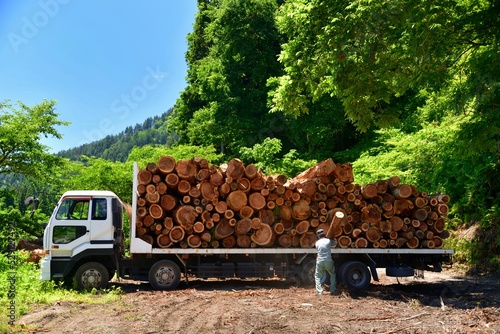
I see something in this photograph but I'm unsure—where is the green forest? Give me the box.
[1,0,499,273]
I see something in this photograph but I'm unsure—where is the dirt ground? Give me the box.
[16,268,500,334]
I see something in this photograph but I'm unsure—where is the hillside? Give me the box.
[57,109,175,162]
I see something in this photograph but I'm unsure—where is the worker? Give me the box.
[314,211,343,295]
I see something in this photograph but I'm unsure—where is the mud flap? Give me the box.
[369,263,379,281]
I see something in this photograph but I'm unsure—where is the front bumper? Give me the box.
[40,255,51,280]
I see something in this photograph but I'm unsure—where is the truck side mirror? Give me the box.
[25,196,39,219]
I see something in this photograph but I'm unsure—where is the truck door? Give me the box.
[49,197,91,258]
[89,197,114,241]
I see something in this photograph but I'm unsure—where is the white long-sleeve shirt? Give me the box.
[315,238,333,262]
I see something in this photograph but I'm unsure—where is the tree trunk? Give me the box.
[226,190,248,211]
[366,227,381,243]
[226,158,245,180]
[237,178,251,193]
[361,204,382,226]
[222,235,236,248]
[214,218,235,240]
[259,209,275,225]
[292,199,311,220]
[187,234,202,248]
[138,170,152,185]
[193,221,205,234]
[149,204,164,220]
[248,192,266,210]
[239,206,254,219]
[177,179,191,195]
[196,168,211,181]
[163,173,177,189]
[338,235,352,248]
[354,237,368,248]
[244,163,258,180]
[176,158,198,182]
[210,171,224,186]
[392,184,412,199]
[174,206,197,231]
[292,158,337,180]
[299,231,316,248]
[250,223,275,246]
[158,156,176,174]
[157,234,172,248]
[295,220,310,234]
[278,233,292,248]
[169,226,185,243]
[237,234,252,248]
[361,183,378,199]
[235,218,252,235]
[278,205,292,220]
[273,222,285,234]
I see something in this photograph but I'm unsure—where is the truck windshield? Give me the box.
[56,199,90,220]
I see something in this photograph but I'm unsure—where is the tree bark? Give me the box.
[226,158,245,180]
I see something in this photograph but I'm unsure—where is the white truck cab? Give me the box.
[40,190,123,288]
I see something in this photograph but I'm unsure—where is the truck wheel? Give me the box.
[108,269,116,281]
[75,262,109,291]
[300,258,316,286]
[287,274,302,287]
[149,260,181,290]
[339,261,371,290]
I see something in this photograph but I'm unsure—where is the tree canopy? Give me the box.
[270,0,499,134]
[0,100,68,178]
[169,0,286,155]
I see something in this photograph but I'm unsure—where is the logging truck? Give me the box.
[40,159,454,291]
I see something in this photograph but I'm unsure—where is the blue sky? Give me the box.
[0,0,198,152]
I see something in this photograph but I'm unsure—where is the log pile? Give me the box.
[135,156,450,249]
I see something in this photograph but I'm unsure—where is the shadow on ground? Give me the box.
[111,271,500,311]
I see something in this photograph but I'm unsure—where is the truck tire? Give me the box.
[108,269,116,281]
[148,260,181,290]
[287,274,302,287]
[339,261,371,290]
[75,262,109,291]
[300,258,316,286]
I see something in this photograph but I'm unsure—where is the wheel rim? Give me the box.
[82,269,102,288]
[346,269,363,286]
[154,266,175,286]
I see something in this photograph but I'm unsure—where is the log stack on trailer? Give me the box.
[135,156,450,250]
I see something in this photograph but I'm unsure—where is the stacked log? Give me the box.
[136,156,450,249]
